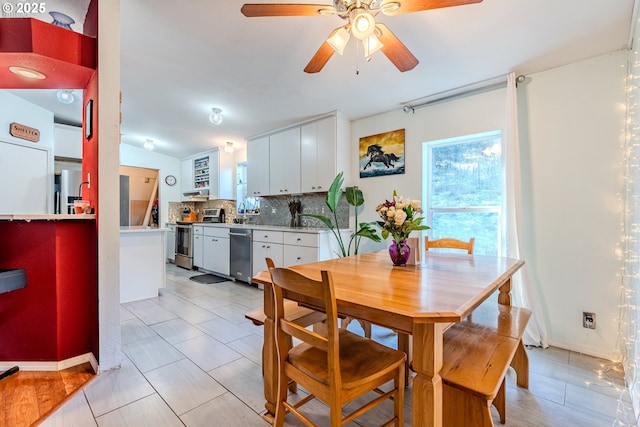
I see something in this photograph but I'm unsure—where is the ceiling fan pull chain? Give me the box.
[355,36,360,75]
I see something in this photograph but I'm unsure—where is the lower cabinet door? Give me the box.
[253,242,283,273]
[283,245,318,266]
[203,236,230,275]
[193,234,204,267]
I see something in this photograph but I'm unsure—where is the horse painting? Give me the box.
[363,144,400,169]
[358,129,405,178]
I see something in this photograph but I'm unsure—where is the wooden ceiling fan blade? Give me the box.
[241,3,336,17]
[376,23,418,72]
[381,0,482,16]
[304,40,335,73]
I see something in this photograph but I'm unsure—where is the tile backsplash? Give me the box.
[168,194,349,228]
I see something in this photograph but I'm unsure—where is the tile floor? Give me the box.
[40,263,630,426]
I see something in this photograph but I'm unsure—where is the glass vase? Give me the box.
[389,239,410,266]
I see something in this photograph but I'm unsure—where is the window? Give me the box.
[422,131,503,255]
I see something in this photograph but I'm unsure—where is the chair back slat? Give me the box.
[425,237,475,254]
[281,318,329,351]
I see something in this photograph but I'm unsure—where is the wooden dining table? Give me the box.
[251,250,524,427]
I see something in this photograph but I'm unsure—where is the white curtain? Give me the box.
[502,72,548,347]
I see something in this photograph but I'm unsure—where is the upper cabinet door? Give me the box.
[301,116,337,193]
[247,136,270,197]
[269,127,300,195]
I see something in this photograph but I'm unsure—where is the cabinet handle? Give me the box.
[297,257,301,260]
[317,186,322,189]
[297,238,301,242]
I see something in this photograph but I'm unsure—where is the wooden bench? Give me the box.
[245,299,325,327]
[440,303,531,427]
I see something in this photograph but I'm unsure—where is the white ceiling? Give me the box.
[7,0,637,159]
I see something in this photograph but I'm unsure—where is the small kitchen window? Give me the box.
[236,162,260,215]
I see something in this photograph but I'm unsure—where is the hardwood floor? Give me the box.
[0,362,95,427]
[33,263,629,426]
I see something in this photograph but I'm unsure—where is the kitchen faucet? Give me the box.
[78,181,90,198]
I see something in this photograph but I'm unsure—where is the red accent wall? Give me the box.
[0,221,97,361]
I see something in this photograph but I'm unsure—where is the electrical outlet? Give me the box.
[321,206,325,215]
[271,208,276,214]
[583,312,596,329]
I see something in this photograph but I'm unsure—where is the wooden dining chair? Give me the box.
[425,236,475,254]
[266,258,406,427]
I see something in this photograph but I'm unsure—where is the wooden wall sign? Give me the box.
[10,123,40,142]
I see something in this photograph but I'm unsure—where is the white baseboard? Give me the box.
[0,352,98,373]
[545,340,620,362]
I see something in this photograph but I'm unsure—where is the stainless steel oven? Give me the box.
[175,222,193,269]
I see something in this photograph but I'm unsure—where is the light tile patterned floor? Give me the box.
[40,263,628,426]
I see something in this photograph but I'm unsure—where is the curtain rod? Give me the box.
[401,75,524,113]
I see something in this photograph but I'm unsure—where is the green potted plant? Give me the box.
[301,172,380,257]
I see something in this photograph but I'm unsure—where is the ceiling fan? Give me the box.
[241,0,483,73]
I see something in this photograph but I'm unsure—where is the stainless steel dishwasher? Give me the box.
[229,228,253,283]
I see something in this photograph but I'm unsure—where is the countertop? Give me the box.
[121,226,169,233]
[0,214,96,221]
[167,222,348,234]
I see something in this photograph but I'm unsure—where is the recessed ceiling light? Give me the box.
[9,66,46,80]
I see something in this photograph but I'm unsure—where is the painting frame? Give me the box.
[85,99,93,140]
[358,128,405,178]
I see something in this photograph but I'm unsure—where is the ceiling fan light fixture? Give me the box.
[318,7,335,15]
[362,34,383,59]
[56,89,75,104]
[380,1,401,14]
[351,10,375,40]
[209,108,223,125]
[327,26,351,55]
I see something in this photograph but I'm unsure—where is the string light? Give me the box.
[614,24,640,425]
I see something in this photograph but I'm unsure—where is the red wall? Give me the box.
[0,221,97,361]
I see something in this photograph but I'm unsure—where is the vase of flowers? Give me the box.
[376,191,430,266]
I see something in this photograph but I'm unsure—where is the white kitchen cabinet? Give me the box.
[301,116,339,193]
[166,224,176,262]
[253,229,284,273]
[203,227,230,275]
[247,136,270,197]
[247,112,350,198]
[54,123,82,160]
[181,149,233,200]
[269,127,300,195]
[193,225,204,268]
[283,232,319,266]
